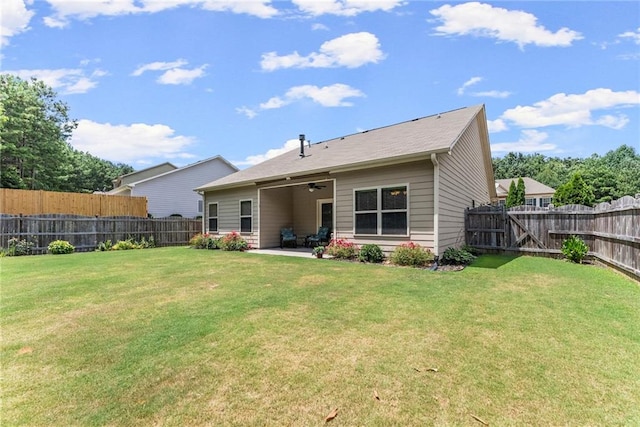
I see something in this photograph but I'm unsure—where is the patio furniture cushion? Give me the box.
[306,227,331,247]
[280,228,297,248]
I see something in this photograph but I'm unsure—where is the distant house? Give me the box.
[495,177,556,208]
[109,156,237,218]
[195,105,496,255]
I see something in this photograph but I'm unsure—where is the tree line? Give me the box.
[1,75,133,193]
[493,145,640,206]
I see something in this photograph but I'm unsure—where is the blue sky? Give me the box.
[2,1,639,169]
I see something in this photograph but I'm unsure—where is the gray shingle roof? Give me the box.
[495,177,556,197]
[196,104,485,191]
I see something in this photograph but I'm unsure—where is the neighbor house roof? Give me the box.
[495,177,556,198]
[196,104,488,192]
[109,156,237,195]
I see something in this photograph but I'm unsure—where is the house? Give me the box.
[194,105,496,255]
[495,177,556,208]
[111,162,177,189]
[109,156,237,218]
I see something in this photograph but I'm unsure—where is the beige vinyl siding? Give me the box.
[204,187,258,247]
[437,117,492,252]
[334,161,434,253]
[259,186,293,248]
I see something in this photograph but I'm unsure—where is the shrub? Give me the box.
[96,240,113,251]
[561,235,589,263]
[325,238,358,260]
[219,231,249,251]
[48,240,75,255]
[440,247,476,266]
[189,233,219,250]
[461,244,481,256]
[138,236,155,249]
[2,237,35,256]
[390,242,434,267]
[111,239,139,251]
[358,244,384,263]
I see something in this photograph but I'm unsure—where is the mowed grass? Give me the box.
[1,248,639,426]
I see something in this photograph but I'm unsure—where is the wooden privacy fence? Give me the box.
[0,214,202,253]
[465,195,640,278]
[0,188,147,217]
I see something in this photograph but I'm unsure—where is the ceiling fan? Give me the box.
[307,182,326,192]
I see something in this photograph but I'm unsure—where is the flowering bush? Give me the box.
[2,237,35,256]
[48,240,75,255]
[219,231,249,251]
[325,238,359,260]
[390,242,434,267]
[189,233,220,249]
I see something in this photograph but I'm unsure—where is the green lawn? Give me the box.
[2,248,639,426]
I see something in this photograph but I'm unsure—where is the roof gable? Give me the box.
[495,177,556,197]
[197,104,486,191]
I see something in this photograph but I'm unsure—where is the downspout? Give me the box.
[430,153,440,256]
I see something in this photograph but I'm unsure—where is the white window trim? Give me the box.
[353,183,409,236]
[239,199,253,233]
[208,202,218,233]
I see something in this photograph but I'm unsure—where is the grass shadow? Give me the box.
[469,254,519,269]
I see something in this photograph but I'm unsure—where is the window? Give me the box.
[540,197,552,208]
[525,198,536,207]
[355,185,407,235]
[240,200,252,233]
[198,200,204,213]
[208,203,218,232]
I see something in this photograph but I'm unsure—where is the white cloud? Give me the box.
[457,76,511,98]
[71,119,197,164]
[238,83,365,118]
[131,59,188,76]
[43,0,277,28]
[619,27,640,45]
[487,119,508,133]
[260,32,385,71]
[312,23,330,31]
[491,130,556,153]
[260,83,365,110]
[198,0,278,18]
[430,2,582,49]
[292,0,404,16]
[132,60,207,85]
[500,88,640,129]
[157,65,208,85]
[457,76,482,95]
[234,138,300,166]
[4,67,107,94]
[235,106,258,119]
[1,0,35,47]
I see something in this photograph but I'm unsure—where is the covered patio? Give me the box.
[258,179,334,249]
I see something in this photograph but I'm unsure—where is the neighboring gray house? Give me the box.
[495,177,556,208]
[111,162,177,189]
[195,105,496,255]
[109,156,237,218]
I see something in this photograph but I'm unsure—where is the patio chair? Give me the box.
[280,227,297,248]
[306,226,331,248]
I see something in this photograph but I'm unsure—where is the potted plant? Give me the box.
[312,245,325,258]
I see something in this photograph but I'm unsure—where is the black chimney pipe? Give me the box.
[299,134,305,157]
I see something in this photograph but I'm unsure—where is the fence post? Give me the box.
[502,205,508,249]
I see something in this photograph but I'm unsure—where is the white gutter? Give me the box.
[431,153,440,256]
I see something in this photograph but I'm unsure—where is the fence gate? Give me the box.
[464,196,640,279]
